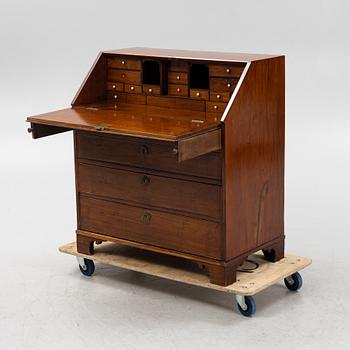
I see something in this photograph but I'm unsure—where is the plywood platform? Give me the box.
[59,241,311,296]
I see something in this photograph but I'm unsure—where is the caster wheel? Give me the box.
[236,296,256,317]
[284,272,303,291]
[262,248,275,262]
[79,258,95,276]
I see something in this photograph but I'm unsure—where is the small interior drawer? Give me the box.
[106,82,124,91]
[210,78,239,92]
[168,72,188,85]
[107,57,142,70]
[206,101,227,113]
[143,85,161,95]
[168,60,188,72]
[209,64,245,77]
[209,92,231,102]
[190,89,209,100]
[124,84,142,94]
[108,69,142,84]
[168,84,188,97]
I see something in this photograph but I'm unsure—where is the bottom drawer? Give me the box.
[79,195,223,259]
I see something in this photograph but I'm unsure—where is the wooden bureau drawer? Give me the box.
[79,195,223,259]
[209,92,231,102]
[143,85,161,95]
[168,72,188,85]
[108,69,142,84]
[106,82,124,91]
[76,132,222,180]
[107,57,142,70]
[209,64,245,77]
[190,89,209,100]
[206,101,227,113]
[78,162,221,220]
[168,84,188,97]
[210,78,239,91]
[124,84,142,94]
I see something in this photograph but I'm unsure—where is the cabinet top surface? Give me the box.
[103,47,282,62]
[27,104,221,141]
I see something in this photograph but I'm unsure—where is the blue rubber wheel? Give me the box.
[79,259,95,276]
[237,296,256,317]
[284,272,303,291]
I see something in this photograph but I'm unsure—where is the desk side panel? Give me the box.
[223,57,285,260]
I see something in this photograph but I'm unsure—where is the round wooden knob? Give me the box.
[112,84,116,89]
[130,86,135,91]
[227,83,231,88]
[226,68,231,73]
[177,88,181,92]
[176,75,180,80]
[121,60,125,65]
[196,92,200,97]
[216,94,221,99]
[214,105,218,110]
[148,88,153,93]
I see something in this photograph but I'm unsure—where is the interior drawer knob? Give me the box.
[122,73,126,78]
[216,94,221,99]
[176,88,181,92]
[148,88,153,93]
[130,86,135,91]
[226,68,231,73]
[112,84,116,89]
[196,92,200,97]
[176,75,180,80]
[121,60,125,65]
[114,95,118,99]
[141,212,152,223]
[227,83,231,88]
[141,175,150,185]
[140,145,149,155]
[214,105,218,110]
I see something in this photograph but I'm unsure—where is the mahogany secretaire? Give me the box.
[27,48,285,286]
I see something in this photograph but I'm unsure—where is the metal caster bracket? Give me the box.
[76,256,86,270]
[235,294,248,311]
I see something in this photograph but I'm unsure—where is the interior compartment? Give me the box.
[189,64,209,89]
[142,60,161,85]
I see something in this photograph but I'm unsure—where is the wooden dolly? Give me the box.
[59,242,312,317]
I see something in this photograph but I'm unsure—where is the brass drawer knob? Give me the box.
[227,83,231,88]
[176,75,180,80]
[140,145,149,155]
[214,105,218,110]
[141,175,150,185]
[114,95,118,99]
[176,88,181,92]
[112,84,116,89]
[130,86,135,91]
[196,92,200,97]
[216,94,221,99]
[148,88,153,93]
[226,68,231,73]
[121,60,125,65]
[141,212,152,223]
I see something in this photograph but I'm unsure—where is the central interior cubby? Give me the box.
[189,64,209,89]
[142,60,160,85]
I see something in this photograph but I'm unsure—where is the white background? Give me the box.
[1,1,349,349]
